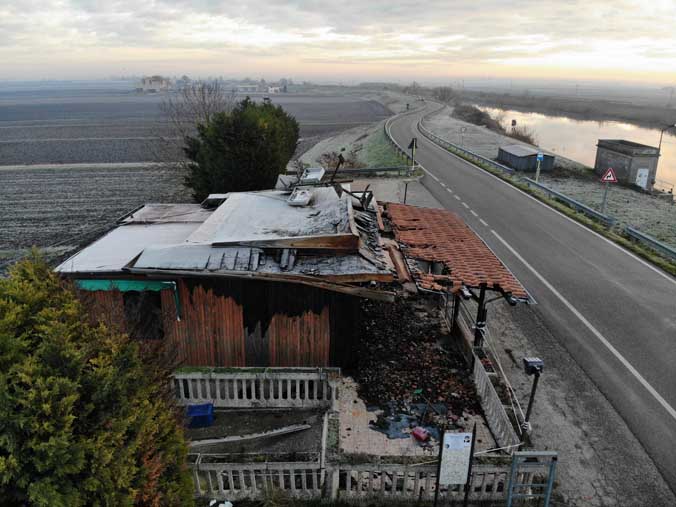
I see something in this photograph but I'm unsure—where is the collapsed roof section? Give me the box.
[56,185,528,302]
[385,203,529,300]
[57,186,394,300]
[186,188,359,250]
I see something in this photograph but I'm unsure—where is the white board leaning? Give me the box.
[439,432,472,485]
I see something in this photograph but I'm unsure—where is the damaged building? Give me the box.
[57,186,394,367]
[56,180,554,503]
[57,183,527,369]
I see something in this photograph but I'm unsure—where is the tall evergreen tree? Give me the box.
[0,255,193,507]
[184,97,300,201]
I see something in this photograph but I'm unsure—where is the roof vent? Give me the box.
[287,188,313,207]
[300,167,325,185]
[201,193,229,209]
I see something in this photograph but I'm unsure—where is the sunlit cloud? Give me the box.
[0,0,674,83]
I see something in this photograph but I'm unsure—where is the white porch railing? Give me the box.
[173,367,340,410]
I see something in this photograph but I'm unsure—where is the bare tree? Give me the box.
[432,86,455,103]
[149,80,237,167]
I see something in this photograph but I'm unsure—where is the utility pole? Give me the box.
[658,123,676,158]
[522,358,544,439]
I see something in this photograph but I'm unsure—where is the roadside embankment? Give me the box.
[422,106,676,254]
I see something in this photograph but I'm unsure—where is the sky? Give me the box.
[1,0,675,85]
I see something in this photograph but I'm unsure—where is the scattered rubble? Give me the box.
[353,297,481,419]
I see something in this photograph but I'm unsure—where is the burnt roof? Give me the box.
[386,203,528,300]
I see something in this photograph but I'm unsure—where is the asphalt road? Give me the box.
[390,104,676,493]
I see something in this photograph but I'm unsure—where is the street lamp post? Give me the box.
[521,357,544,439]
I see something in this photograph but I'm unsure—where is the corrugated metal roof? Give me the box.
[130,244,391,280]
[499,144,539,157]
[56,223,201,273]
[119,204,212,224]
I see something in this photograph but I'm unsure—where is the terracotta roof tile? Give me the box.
[387,204,528,299]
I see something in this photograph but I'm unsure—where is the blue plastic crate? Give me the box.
[186,403,214,428]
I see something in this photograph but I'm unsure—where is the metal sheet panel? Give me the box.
[56,223,200,273]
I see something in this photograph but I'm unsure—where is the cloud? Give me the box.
[0,0,675,82]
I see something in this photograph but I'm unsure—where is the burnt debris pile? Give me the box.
[354,297,481,417]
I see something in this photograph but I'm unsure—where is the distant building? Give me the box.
[594,139,659,191]
[497,144,555,172]
[138,75,170,93]
[235,84,259,93]
[267,86,282,94]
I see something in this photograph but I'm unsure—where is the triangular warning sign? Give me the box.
[601,168,618,183]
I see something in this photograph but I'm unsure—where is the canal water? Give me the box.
[479,106,676,191]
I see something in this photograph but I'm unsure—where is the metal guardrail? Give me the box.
[384,106,426,168]
[416,112,676,264]
[417,115,515,176]
[522,177,616,227]
[334,165,411,176]
[625,226,676,261]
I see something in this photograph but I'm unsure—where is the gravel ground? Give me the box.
[486,301,676,506]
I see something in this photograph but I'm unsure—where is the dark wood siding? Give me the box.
[76,277,358,368]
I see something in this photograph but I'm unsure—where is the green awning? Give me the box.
[74,279,181,320]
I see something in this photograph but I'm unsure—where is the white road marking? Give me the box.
[446,188,453,194]
[417,130,676,287]
[440,182,446,188]
[470,210,478,217]
[479,218,489,227]
[454,195,461,201]
[490,229,676,422]
[462,202,470,209]
[430,174,440,182]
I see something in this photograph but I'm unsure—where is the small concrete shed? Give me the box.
[594,139,659,191]
[497,145,555,172]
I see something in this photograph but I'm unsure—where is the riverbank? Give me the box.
[422,106,676,252]
[458,89,676,132]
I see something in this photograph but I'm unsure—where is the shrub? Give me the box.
[0,255,194,506]
[184,97,299,201]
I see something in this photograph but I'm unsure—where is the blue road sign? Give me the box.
[537,152,544,161]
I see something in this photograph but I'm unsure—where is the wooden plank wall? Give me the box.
[161,281,246,367]
[76,277,358,368]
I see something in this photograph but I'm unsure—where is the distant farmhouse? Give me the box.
[138,75,171,93]
[234,84,260,93]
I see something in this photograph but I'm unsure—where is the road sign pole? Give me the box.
[601,181,610,214]
[535,152,544,183]
[433,427,445,507]
[462,423,477,507]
